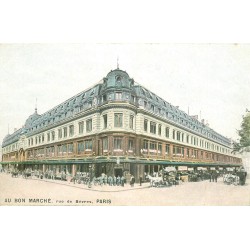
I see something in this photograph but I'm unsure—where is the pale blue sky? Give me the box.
[0,43,250,146]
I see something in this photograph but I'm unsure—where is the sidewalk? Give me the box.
[28,176,151,192]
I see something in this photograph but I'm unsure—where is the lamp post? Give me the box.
[88,164,93,188]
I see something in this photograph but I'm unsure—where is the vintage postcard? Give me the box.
[0,43,249,206]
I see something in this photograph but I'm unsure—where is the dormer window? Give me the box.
[102,94,107,102]
[115,92,122,100]
[116,76,122,84]
[151,104,155,112]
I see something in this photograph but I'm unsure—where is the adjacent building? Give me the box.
[1,68,242,182]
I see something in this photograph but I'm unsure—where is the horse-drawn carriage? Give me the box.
[11,169,19,178]
[147,167,178,187]
[223,167,247,186]
[55,172,67,181]
[22,168,32,179]
[71,172,90,184]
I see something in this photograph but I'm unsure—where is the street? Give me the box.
[0,172,249,205]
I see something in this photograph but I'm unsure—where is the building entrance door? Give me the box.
[114,168,123,177]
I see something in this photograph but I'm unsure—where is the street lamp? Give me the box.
[88,164,93,188]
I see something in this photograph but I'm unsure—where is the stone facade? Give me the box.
[1,68,242,182]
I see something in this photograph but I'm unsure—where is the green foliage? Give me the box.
[234,111,250,153]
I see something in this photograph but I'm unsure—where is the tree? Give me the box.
[233,110,250,153]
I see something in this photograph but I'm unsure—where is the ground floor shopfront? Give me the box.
[1,156,243,183]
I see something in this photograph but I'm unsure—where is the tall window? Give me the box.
[182,133,184,142]
[143,140,148,151]
[51,131,55,141]
[42,134,44,142]
[68,143,74,153]
[158,143,162,154]
[85,140,93,151]
[177,131,181,141]
[63,127,67,138]
[102,137,108,152]
[57,145,62,155]
[150,122,156,134]
[114,113,123,127]
[186,135,189,143]
[165,144,170,155]
[115,92,122,100]
[62,144,67,153]
[165,127,169,138]
[149,141,157,153]
[158,125,161,136]
[128,138,134,151]
[173,130,176,140]
[69,125,74,137]
[77,142,84,153]
[114,137,122,150]
[103,114,107,129]
[47,133,50,142]
[51,146,55,155]
[144,119,148,132]
[86,119,92,132]
[129,115,134,129]
[79,121,84,134]
[144,101,147,108]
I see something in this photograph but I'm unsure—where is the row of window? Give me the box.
[143,119,230,154]
[27,119,93,147]
[141,140,236,162]
[141,97,229,146]
[27,112,136,148]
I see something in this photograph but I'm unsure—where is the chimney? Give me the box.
[201,119,205,124]
[205,120,209,127]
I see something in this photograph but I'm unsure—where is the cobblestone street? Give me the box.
[0,173,249,205]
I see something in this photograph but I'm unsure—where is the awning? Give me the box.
[178,166,188,171]
[197,167,206,170]
[163,166,176,172]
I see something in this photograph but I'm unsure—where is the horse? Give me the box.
[146,174,163,187]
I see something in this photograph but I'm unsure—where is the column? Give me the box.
[72,164,76,177]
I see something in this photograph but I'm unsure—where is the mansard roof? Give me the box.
[2,68,231,147]
[2,128,24,147]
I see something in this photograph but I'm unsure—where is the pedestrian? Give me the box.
[113,176,116,186]
[116,175,121,186]
[214,172,217,182]
[103,175,107,185]
[121,176,125,187]
[108,175,112,186]
[212,172,215,182]
[130,175,135,187]
[139,176,142,186]
[209,172,212,182]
